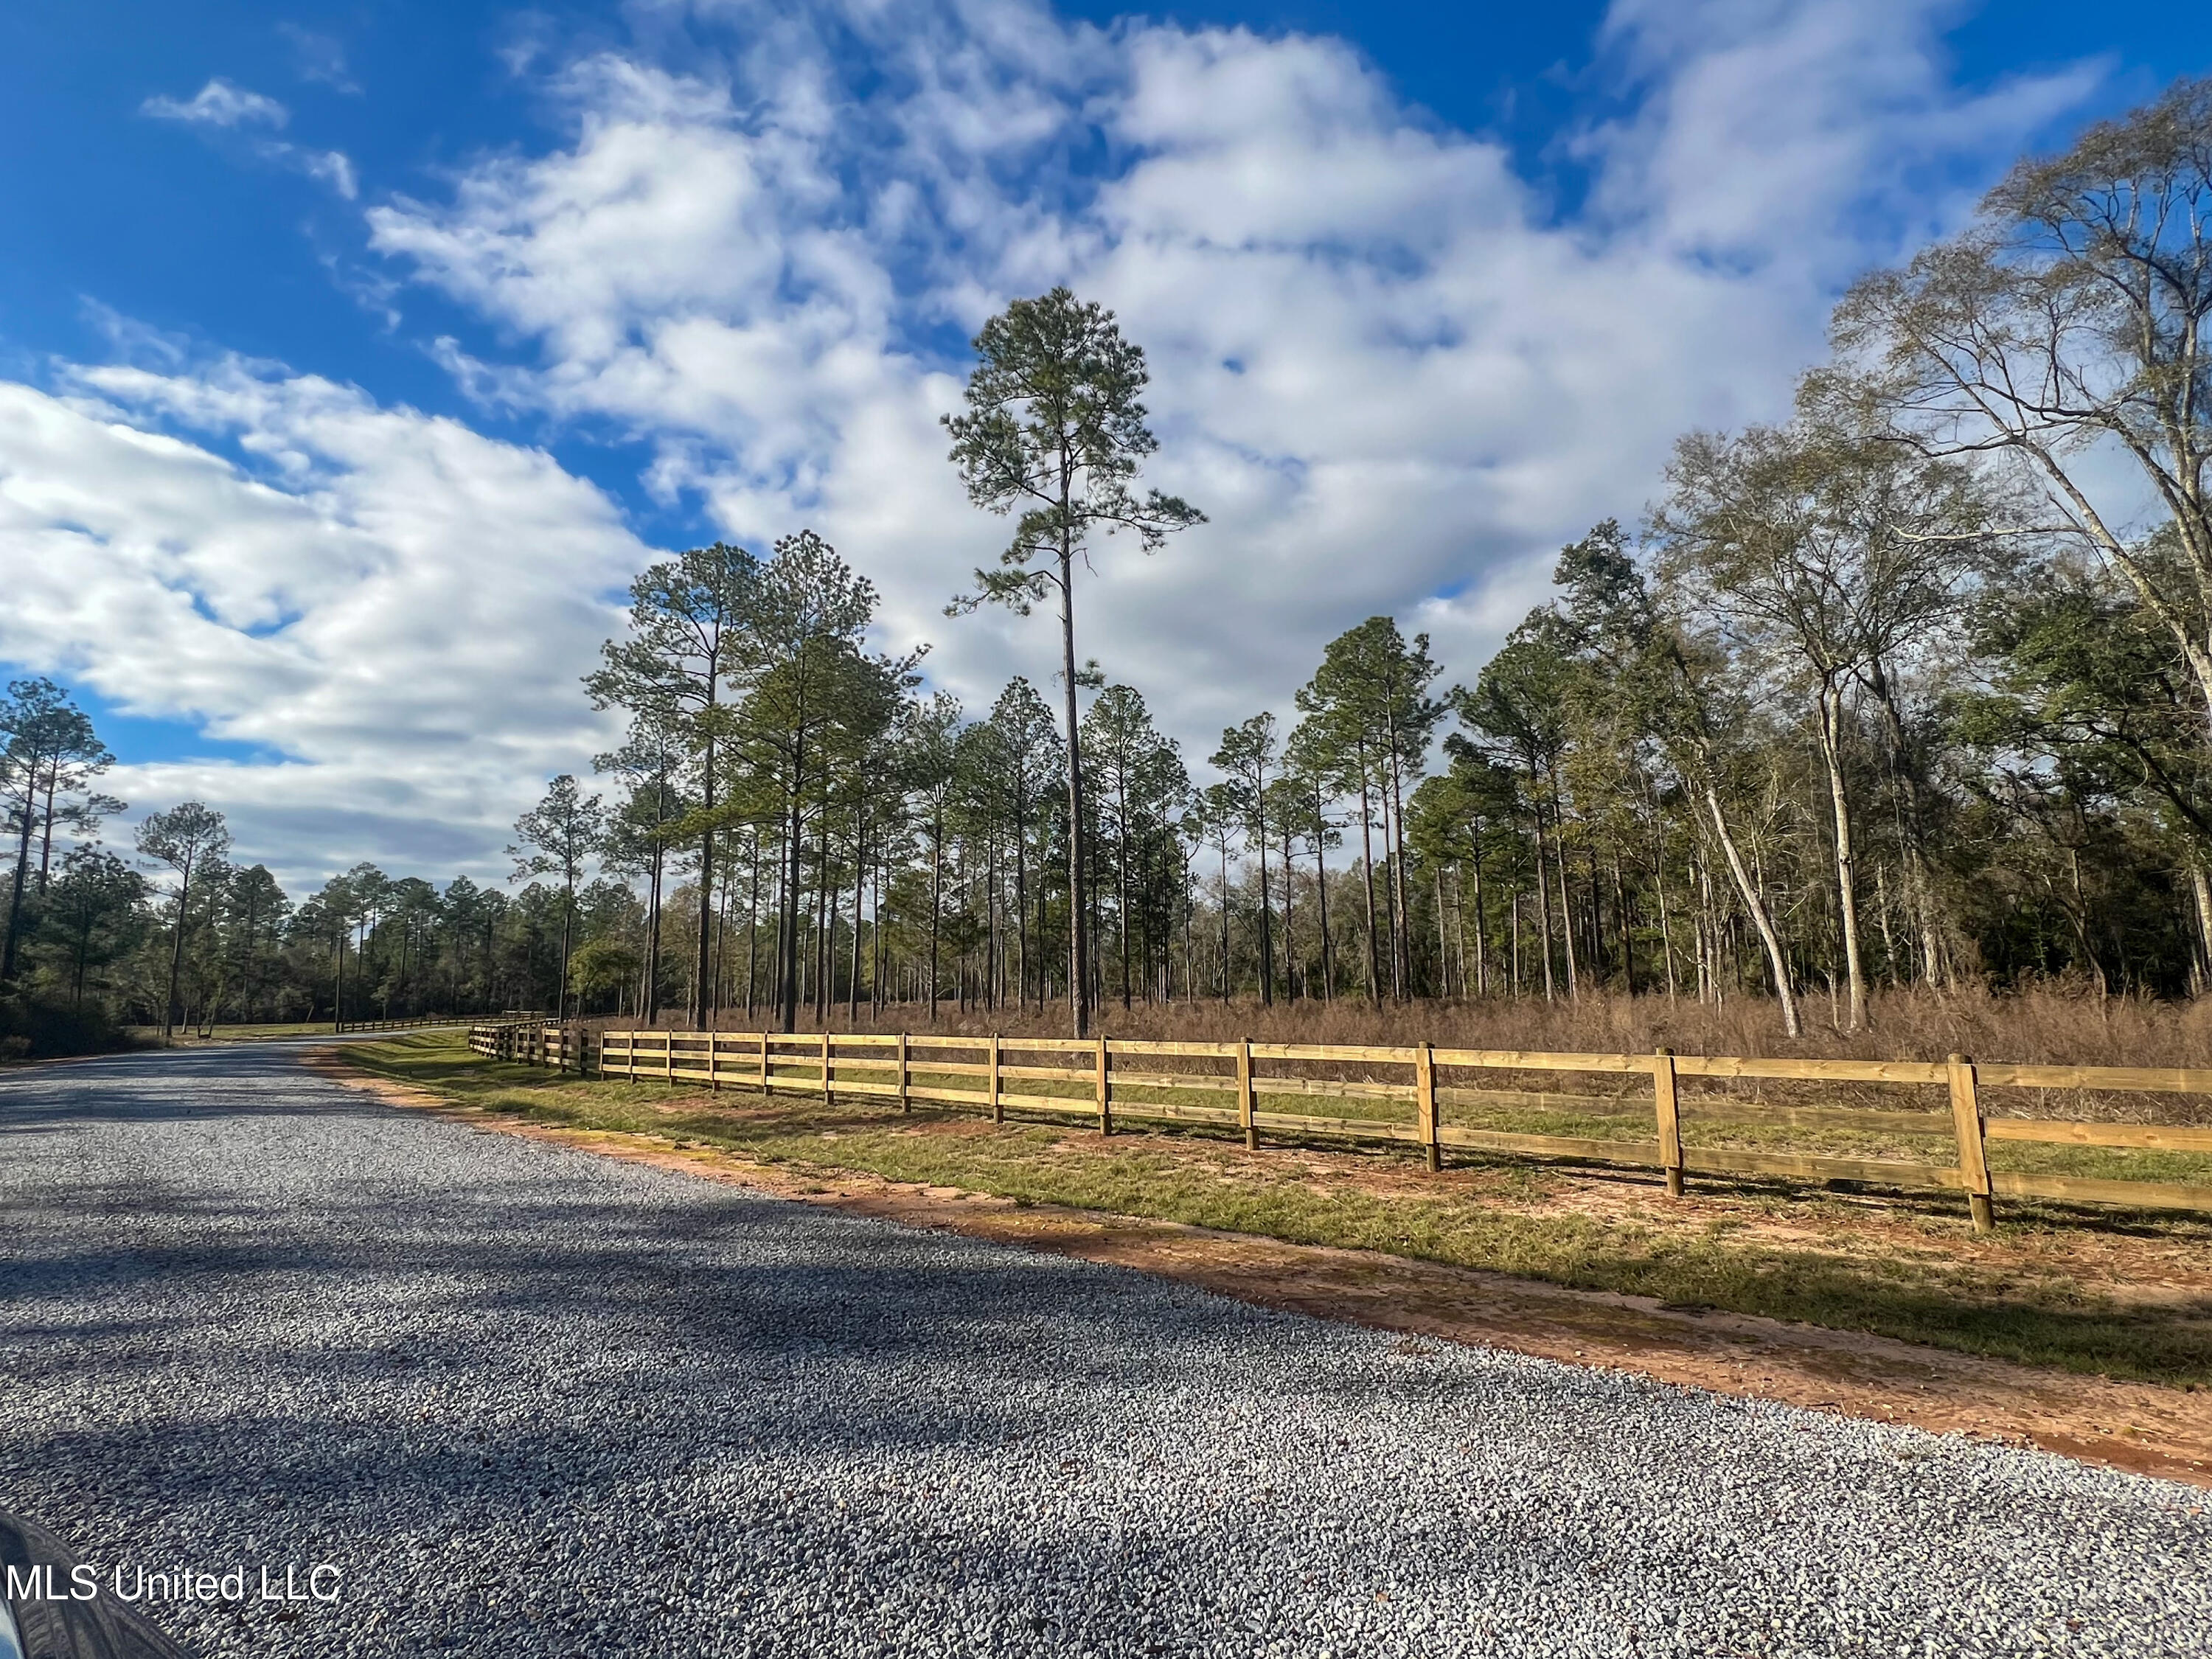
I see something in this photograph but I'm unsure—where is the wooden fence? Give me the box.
[467,1023,2212,1229]
[335,1015,462,1034]
[472,1020,587,1069]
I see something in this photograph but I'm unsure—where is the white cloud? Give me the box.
[299,149,360,200]
[369,0,2097,750]
[142,77,289,128]
[0,366,647,891]
[140,74,358,198]
[2,0,2108,885]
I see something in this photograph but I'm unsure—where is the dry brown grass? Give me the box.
[571,985,2212,1130]
[602,984,2209,1064]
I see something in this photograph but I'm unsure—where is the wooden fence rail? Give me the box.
[465,1023,2212,1230]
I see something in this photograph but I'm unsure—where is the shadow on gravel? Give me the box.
[5,1048,2207,1658]
[0,1051,397,1130]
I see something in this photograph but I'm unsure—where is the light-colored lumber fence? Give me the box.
[467,1023,2212,1231]
[470,1020,588,1071]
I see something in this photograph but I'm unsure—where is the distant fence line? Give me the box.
[335,1016,462,1034]
[466,1022,2212,1231]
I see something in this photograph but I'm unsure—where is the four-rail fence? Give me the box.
[465,1021,2212,1230]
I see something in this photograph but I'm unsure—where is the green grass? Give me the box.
[348,1030,2212,1388]
[125,1021,347,1043]
[125,1018,465,1046]
[740,1056,2212,1185]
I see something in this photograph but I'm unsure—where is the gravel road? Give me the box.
[1,1044,2206,1658]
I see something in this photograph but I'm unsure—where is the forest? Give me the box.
[3,78,2209,1057]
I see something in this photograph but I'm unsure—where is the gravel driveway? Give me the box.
[1,1044,2206,1658]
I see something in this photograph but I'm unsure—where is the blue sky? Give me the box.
[1,0,2205,891]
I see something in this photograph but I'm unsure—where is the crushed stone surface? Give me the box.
[1,1044,2206,1657]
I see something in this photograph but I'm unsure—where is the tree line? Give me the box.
[0,680,653,1050]
[554,80,2212,1037]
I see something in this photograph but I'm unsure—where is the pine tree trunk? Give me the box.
[1059,551,1091,1037]
[1531,815,1557,1002]
[1314,798,1332,1004]
[1356,745,1382,1001]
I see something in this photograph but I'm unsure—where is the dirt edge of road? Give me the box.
[308,1051,2212,1490]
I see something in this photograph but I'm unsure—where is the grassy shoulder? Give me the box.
[347,1030,2212,1388]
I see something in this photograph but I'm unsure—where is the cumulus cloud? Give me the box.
[142,77,289,128]
[4,0,2107,884]
[0,366,647,890]
[368,0,2096,746]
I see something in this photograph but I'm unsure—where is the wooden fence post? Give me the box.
[898,1032,910,1113]
[664,1030,675,1088]
[759,1033,771,1097]
[1654,1047,1684,1197]
[1416,1042,1441,1173]
[990,1032,1003,1124]
[822,1031,833,1105]
[708,1030,720,1092]
[1096,1037,1112,1136]
[1949,1052,1994,1234]
[1237,1037,1257,1152]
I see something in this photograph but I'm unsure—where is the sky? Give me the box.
[1,0,2205,896]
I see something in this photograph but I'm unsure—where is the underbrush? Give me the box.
[349,1029,2212,1389]
[585,985,2212,1130]
[0,991,133,1061]
[599,983,2212,1067]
